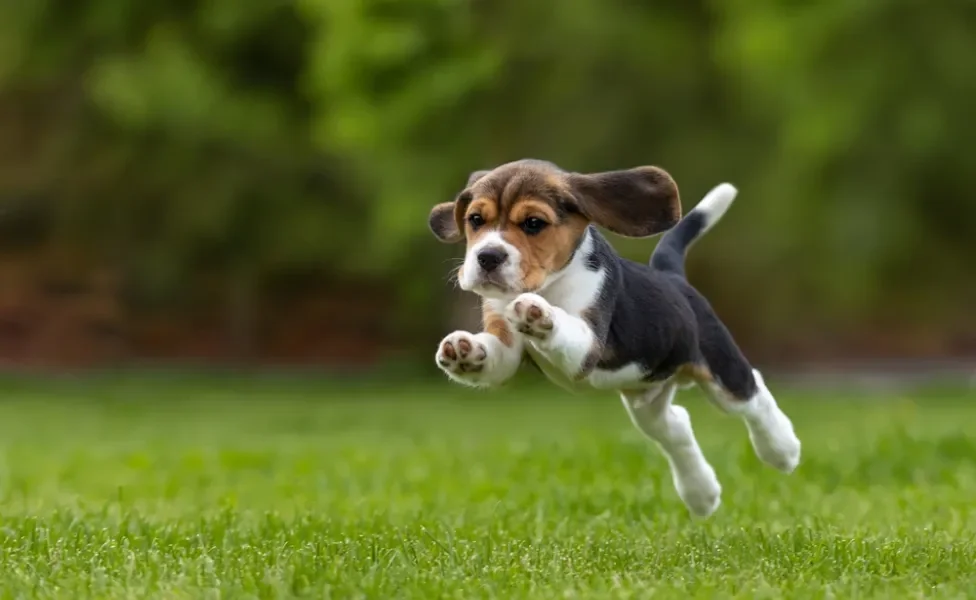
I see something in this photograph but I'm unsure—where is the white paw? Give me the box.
[436,331,488,378]
[669,405,723,517]
[676,466,722,518]
[749,413,801,474]
[504,293,554,341]
[748,370,801,473]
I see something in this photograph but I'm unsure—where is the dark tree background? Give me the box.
[0,0,973,369]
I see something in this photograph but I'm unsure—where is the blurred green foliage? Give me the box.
[0,0,973,355]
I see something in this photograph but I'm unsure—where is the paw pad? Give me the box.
[436,332,487,375]
[506,294,554,339]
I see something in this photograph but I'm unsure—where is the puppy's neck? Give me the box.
[535,226,611,316]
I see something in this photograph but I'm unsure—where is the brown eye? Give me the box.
[521,217,548,235]
[468,214,485,229]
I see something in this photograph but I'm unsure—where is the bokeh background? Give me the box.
[0,0,973,376]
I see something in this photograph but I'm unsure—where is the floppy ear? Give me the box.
[428,169,490,243]
[567,166,682,237]
[428,201,464,243]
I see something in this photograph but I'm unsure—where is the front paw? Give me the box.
[436,331,488,378]
[504,293,554,341]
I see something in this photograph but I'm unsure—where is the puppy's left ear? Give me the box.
[428,169,491,243]
[568,166,682,237]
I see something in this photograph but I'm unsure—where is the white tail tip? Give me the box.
[697,183,738,231]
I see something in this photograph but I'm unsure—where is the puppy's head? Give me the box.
[429,159,681,299]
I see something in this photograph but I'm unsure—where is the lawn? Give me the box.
[0,374,974,598]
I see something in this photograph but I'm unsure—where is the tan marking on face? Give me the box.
[465,198,499,230]
[482,305,514,347]
[508,198,557,225]
[500,196,588,291]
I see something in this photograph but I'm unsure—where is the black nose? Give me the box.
[477,247,508,272]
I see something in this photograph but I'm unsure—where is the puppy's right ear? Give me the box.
[428,169,490,243]
[428,201,464,243]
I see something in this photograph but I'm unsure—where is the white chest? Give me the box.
[524,343,649,392]
[487,230,653,392]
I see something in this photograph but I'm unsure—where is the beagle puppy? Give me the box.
[429,159,800,518]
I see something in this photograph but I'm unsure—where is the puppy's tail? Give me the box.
[650,183,738,275]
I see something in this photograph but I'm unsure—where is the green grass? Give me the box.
[0,375,974,598]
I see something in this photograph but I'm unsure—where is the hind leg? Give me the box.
[690,305,802,473]
[700,369,801,473]
[621,382,722,517]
